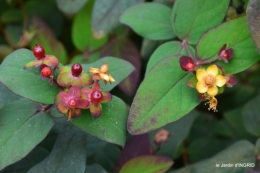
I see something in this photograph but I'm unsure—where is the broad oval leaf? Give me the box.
[171,0,229,44]
[101,38,140,96]
[145,41,195,74]
[243,93,260,136]
[196,16,260,74]
[128,55,200,134]
[247,0,260,54]
[28,130,88,173]
[56,0,88,15]
[119,155,173,173]
[0,49,61,104]
[70,96,128,146]
[72,0,107,51]
[0,99,54,171]
[120,3,175,40]
[91,0,141,38]
[82,57,135,92]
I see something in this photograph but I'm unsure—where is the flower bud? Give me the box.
[179,56,195,72]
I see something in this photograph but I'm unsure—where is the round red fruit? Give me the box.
[185,62,195,71]
[41,67,52,77]
[223,52,229,59]
[33,45,45,59]
[71,63,82,76]
[91,90,103,103]
[68,98,78,109]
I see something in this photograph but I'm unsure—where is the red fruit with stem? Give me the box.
[33,45,45,59]
[91,90,103,103]
[71,63,82,76]
[41,66,52,77]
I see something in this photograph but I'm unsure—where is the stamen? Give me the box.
[204,94,218,112]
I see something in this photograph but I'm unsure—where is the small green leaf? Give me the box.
[0,99,54,171]
[247,0,260,54]
[128,55,200,134]
[149,110,198,159]
[56,0,88,15]
[0,49,61,104]
[145,41,195,74]
[70,96,128,146]
[171,0,229,44]
[243,93,260,136]
[120,3,175,40]
[0,82,21,105]
[119,155,173,173]
[82,57,135,92]
[85,164,107,173]
[72,0,107,51]
[171,140,254,173]
[28,130,88,173]
[91,0,141,38]
[197,17,260,74]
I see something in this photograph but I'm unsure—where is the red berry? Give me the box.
[41,67,52,77]
[68,98,77,109]
[185,62,195,71]
[223,52,229,59]
[71,63,82,76]
[91,90,103,103]
[33,45,45,59]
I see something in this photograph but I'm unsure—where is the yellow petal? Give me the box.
[215,75,227,87]
[196,69,207,81]
[206,65,218,77]
[100,73,110,81]
[196,81,208,93]
[108,74,115,82]
[207,86,218,96]
[89,67,100,74]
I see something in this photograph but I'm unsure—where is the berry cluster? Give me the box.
[179,44,236,112]
[24,45,115,120]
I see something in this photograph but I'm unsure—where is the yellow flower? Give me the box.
[196,65,226,96]
[89,63,115,84]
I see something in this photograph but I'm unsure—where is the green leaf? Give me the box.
[0,49,61,104]
[100,38,140,96]
[145,41,195,74]
[196,16,260,74]
[56,0,88,15]
[3,147,49,173]
[86,135,107,157]
[141,39,166,59]
[90,144,120,173]
[120,3,175,40]
[171,0,229,44]
[85,164,107,173]
[188,137,232,162]
[247,0,260,54]
[0,99,54,171]
[119,155,173,173]
[28,130,87,173]
[242,93,260,136]
[72,0,107,51]
[0,82,21,105]
[149,110,198,159]
[91,0,141,38]
[171,140,255,173]
[128,55,200,134]
[5,24,23,47]
[70,96,128,146]
[82,57,135,92]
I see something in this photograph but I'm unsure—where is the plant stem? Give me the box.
[0,21,15,49]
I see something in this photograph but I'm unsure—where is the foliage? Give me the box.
[0,0,260,173]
